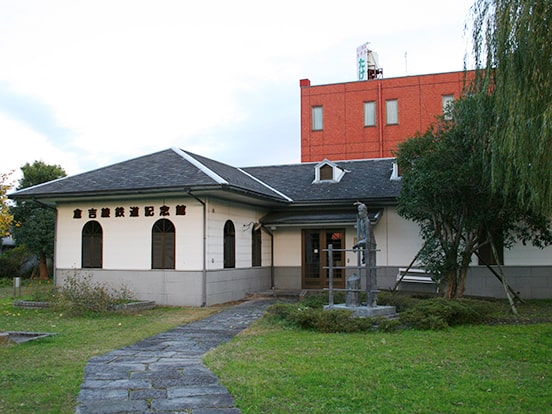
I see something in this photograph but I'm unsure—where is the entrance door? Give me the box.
[302,229,345,289]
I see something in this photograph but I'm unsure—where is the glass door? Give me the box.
[302,229,345,289]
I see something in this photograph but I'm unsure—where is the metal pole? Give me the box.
[365,243,371,306]
[368,222,378,307]
[328,244,334,307]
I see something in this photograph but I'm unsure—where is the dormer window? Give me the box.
[313,159,348,183]
[319,164,333,180]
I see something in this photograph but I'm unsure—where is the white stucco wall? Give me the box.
[376,208,424,267]
[272,228,301,267]
[504,241,552,266]
[53,197,552,303]
[56,197,270,272]
[205,199,270,270]
[56,198,205,270]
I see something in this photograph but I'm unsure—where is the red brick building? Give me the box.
[300,71,473,162]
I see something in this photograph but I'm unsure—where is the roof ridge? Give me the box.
[237,168,293,202]
[171,147,228,185]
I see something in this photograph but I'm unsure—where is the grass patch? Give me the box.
[205,300,552,413]
[2,283,552,413]
[0,287,219,413]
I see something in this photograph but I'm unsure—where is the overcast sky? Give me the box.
[1,0,475,184]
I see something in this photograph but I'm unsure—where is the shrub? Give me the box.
[377,291,420,312]
[301,292,343,308]
[55,271,135,315]
[267,296,495,332]
[399,297,494,330]
[265,302,397,333]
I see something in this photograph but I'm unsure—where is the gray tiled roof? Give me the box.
[242,158,401,204]
[9,148,401,205]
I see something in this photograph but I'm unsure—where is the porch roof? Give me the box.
[260,209,382,227]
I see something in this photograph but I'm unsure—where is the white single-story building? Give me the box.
[9,147,552,305]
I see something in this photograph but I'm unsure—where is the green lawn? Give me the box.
[1,284,551,414]
[205,303,552,414]
[0,287,218,414]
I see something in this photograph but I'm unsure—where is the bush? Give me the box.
[399,297,495,330]
[301,292,345,308]
[265,302,399,333]
[267,295,496,332]
[377,291,420,312]
[55,271,135,315]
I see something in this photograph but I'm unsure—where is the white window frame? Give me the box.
[386,99,398,125]
[364,101,376,127]
[312,106,323,131]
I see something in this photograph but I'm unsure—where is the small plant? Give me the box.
[377,291,420,312]
[399,297,495,330]
[301,292,350,308]
[29,280,58,302]
[55,270,136,315]
[265,302,397,333]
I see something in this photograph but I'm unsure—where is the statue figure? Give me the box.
[353,201,369,262]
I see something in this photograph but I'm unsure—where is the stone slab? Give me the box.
[324,304,397,318]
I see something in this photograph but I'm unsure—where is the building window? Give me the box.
[252,227,262,267]
[442,95,455,120]
[82,221,103,268]
[312,106,323,131]
[224,220,236,268]
[386,99,398,125]
[364,101,376,126]
[152,219,175,269]
[319,164,333,181]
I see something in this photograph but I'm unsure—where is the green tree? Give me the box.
[396,94,552,299]
[11,161,66,280]
[470,0,552,216]
[0,171,14,237]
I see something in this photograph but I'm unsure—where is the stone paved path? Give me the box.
[75,298,274,414]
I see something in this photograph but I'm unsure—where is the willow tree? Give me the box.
[470,0,552,216]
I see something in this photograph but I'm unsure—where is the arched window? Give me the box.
[152,219,175,269]
[252,227,262,267]
[223,220,235,268]
[82,221,103,268]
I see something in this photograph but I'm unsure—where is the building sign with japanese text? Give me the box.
[72,204,186,219]
[356,42,381,81]
[357,43,369,81]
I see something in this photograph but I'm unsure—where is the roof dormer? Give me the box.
[313,159,348,183]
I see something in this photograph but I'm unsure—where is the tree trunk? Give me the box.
[456,266,468,298]
[444,270,457,299]
[38,254,49,280]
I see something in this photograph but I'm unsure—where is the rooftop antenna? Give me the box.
[404,51,408,75]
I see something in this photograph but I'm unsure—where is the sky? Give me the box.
[1,0,476,186]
